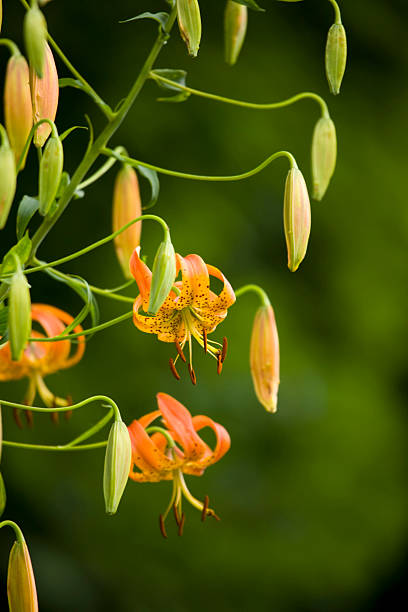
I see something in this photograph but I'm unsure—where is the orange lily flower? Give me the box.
[0,303,85,426]
[128,392,230,537]
[130,248,236,383]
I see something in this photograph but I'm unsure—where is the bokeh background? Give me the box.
[1,0,408,610]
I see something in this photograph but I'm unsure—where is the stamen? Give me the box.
[13,408,23,430]
[175,340,186,363]
[159,514,168,539]
[201,495,209,522]
[169,358,181,381]
[221,337,228,363]
[173,503,181,527]
[188,364,197,386]
[178,512,186,536]
[203,328,208,354]
[64,396,73,421]
[217,353,223,375]
[50,410,60,425]
[24,410,34,428]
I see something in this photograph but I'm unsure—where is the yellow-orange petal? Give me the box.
[113,166,142,278]
[250,304,280,413]
[206,263,236,311]
[4,54,33,168]
[30,42,59,148]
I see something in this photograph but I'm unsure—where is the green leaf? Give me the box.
[232,0,265,11]
[60,125,88,142]
[16,196,39,240]
[120,12,169,32]
[157,91,191,104]
[0,306,9,337]
[151,69,187,92]
[0,235,32,278]
[58,77,84,91]
[137,166,160,211]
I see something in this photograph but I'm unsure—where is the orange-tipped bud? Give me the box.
[224,0,248,66]
[4,54,33,169]
[30,43,59,148]
[112,165,142,278]
[250,304,280,413]
[177,0,202,57]
[0,126,17,229]
[7,539,38,612]
[283,167,311,272]
[24,5,47,78]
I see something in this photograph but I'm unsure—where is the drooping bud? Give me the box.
[325,23,347,95]
[112,165,142,279]
[30,43,59,148]
[24,4,48,78]
[38,128,63,216]
[9,265,31,361]
[7,539,38,612]
[148,230,177,315]
[0,126,17,229]
[311,115,337,201]
[0,472,6,517]
[4,54,33,169]
[250,303,280,413]
[283,167,311,272]
[225,0,248,65]
[177,0,202,57]
[103,420,132,515]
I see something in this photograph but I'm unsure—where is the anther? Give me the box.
[203,328,208,354]
[175,340,186,363]
[201,495,209,522]
[217,353,223,375]
[178,512,186,536]
[159,514,168,539]
[221,337,228,363]
[13,408,23,430]
[173,503,181,527]
[188,364,197,385]
[169,358,181,381]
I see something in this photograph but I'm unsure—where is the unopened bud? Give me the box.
[311,115,337,201]
[0,127,17,229]
[325,23,347,95]
[225,1,248,66]
[103,420,132,515]
[148,230,177,315]
[283,167,311,272]
[112,165,142,279]
[30,43,59,148]
[4,54,33,168]
[250,303,280,413]
[9,266,31,361]
[177,0,202,57]
[24,5,48,78]
[7,539,38,612]
[38,131,63,216]
[0,472,6,517]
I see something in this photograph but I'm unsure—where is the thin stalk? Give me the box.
[235,284,270,307]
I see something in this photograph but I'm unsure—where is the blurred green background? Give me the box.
[1,0,408,610]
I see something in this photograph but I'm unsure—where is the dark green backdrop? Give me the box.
[1,1,408,610]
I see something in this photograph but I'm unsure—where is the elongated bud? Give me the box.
[311,115,337,201]
[283,167,311,272]
[0,127,17,229]
[24,5,48,78]
[148,230,177,315]
[250,304,280,413]
[325,23,347,95]
[9,266,31,361]
[39,130,63,216]
[103,420,132,515]
[177,0,202,57]
[112,165,142,279]
[30,43,59,148]
[4,54,33,169]
[7,539,38,612]
[0,472,6,517]
[225,1,248,65]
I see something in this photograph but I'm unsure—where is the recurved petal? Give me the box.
[127,418,175,481]
[133,295,186,342]
[175,254,211,310]
[192,414,231,466]
[129,247,152,306]
[206,264,236,311]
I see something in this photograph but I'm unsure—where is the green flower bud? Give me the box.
[39,132,63,216]
[24,5,47,78]
[9,265,31,361]
[283,167,311,272]
[225,0,248,66]
[103,420,132,515]
[7,539,38,612]
[148,230,177,315]
[177,0,202,57]
[0,472,6,517]
[311,115,337,201]
[325,23,347,95]
[0,126,17,229]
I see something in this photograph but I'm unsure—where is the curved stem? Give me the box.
[145,426,176,448]
[0,39,20,56]
[2,440,107,451]
[102,148,297,182]
[0,394,121,421]
[235,284,270,307]
[89,285,134,303]
[77,146,126,190]
[65,406,114,447]
[327,0,342,24]
[0,520,25,543]
[28,311,133,342]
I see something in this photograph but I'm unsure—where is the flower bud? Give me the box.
[103,420,132,515]
[30,43,59,148]
[38,132,63,216]
[325,23,347,95]
[9,266,31,361]
[0,472,6,517]
[24,5,47,78]
[225,1,248,66]
[112,165,142,279]
[177,0,202,57]
[283,167,311,272]
[7,539,38,612]
[4,54,33,169]
[0,127,17,229]
[311,115,337,201]
[250,304,280,413]
[148,231,177,315]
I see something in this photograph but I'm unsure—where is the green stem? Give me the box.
[145,426,176,448]
[0,520,25,543]
[235,284,270,307]
[89,285,134,303]
[327,0,342,23]
[65,406,114,447]
[150,73,329,117]
[0,394,121,420]
[0,39,20,56]
[16,118,55,172]
[2,440,107,451]
[77,146,126,190]
[102,148,297,182]
[28,311,133,342]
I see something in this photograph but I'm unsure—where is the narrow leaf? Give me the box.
[137,166,160,211]
[120,12,169,31]
[0,235,32,277]
[151,69,187,92]
[16,196,39,240]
